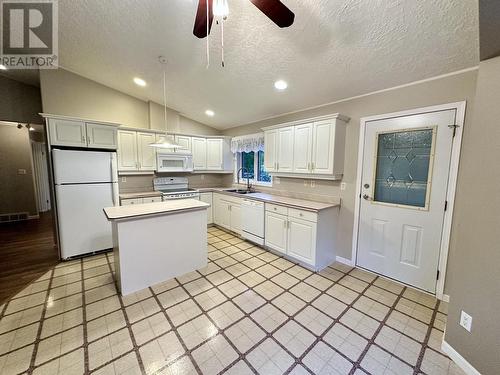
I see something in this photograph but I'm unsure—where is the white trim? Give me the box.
[221,66,478,130]
[261,113,350,131]
[352,101,467,300]
[335,256,354,267]
[441,341,482,375]
[442,294,450,303]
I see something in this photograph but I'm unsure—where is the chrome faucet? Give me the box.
[237,167,252,191]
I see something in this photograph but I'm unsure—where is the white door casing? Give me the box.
[354,102,466,297]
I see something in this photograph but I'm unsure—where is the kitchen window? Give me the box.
[235,151,272,186]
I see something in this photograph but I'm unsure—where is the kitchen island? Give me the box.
[104,199,209,295]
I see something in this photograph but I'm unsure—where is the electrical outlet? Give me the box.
[201,174,205,180]
[340,182,347,191]
[460,310,472,332]
[121,177,127,183]
[310,180,316,188]
[17,169,27,175]
[303,180,308,187]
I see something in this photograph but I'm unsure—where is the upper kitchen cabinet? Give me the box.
[192,136,232,172]
[117,129,159,173]
[192,137,207,170]
[263,114,349,180]
[45,116,119,149]
[175,135,191,153]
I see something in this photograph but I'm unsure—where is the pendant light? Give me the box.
[150,58,183,150]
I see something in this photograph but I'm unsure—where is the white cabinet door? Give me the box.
[230,203,242,234]
[175,135,191,153]
[199,192,213,224]
[264,130,278,172]
[292,123,313,174]
[49,119,87,147]
[117,131,138,171]
[312,120,334,174]
[288,217,316,265]
[86,123,117,150]
[265,211,288,254]
[216,199,231,230]
[137,132,157,171]
[192,137,207,170]
[277,126,294,172]
[142,196,162,204]
[206,138,223,170]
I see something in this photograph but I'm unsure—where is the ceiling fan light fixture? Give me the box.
[213,0,229,18]
[274,80,288,90]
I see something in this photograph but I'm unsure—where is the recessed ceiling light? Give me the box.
[133,77,146,87]
[205,110,215,117]
[0,64,7,70]
[274,80,288,90]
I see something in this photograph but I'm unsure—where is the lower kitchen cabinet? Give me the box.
[199,192,213,224]
[213,193,242,234]
[265,211,288,254]
[265,204,337,270]
[120,196,161,206]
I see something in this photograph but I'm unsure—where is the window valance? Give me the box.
[230,133,265,153]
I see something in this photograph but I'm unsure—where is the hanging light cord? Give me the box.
[206,0,210,68]
[163,70,168,134]
[221,17,225,67]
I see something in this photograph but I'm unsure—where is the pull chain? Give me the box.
[206,0,210,68]
[221,18,225,67]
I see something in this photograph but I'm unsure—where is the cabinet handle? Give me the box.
[283,220,287,229]
[311,162,315,171]
[308,162,311,171]
[277,162,279,170]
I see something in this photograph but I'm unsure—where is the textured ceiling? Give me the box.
[57,0,479,129]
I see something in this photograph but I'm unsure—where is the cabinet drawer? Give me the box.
[288,208,317,222]
[142,196,162,204]
[121,198,142,206]
[265,203,288,216]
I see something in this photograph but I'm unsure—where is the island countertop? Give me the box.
[104,199,209,220]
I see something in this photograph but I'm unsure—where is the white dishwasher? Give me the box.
[241,199,265,245]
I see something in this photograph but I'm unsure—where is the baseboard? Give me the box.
[441,294,450,303]
[335,256,354,267]
[441,340,481,375]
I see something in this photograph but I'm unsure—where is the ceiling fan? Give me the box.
[193,0,295,39]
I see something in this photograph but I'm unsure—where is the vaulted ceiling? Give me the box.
[56,0,479,129]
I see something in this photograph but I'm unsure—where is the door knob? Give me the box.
[363,194,372,201]
[364,183,370,189]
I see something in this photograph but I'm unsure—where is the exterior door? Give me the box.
[277,126,294,172]
[293,123,313,173]
[357,109,456,293]
[264,130,278,172]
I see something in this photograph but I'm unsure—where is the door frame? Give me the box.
[351,101,467,300]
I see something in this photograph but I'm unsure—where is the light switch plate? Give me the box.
[310,180,316,188]
[341,182,347,191]
[121,177,127,183]
[17,169,27,175]
[460,310,472,332]
[201,174,205,180]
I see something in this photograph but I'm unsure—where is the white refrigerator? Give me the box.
[53,149,119,259]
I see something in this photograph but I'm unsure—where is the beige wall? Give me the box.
[148,101,219,136]
[223,70,478,268]
[39,69,219,135]
[0,75,43,124]
[444,57,500,375]
[0,124,38,216]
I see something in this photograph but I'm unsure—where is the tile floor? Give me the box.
[0,227,466,375]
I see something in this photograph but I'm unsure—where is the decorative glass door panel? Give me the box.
[373,127,436,209]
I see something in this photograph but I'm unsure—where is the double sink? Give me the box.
[225,189,256,195]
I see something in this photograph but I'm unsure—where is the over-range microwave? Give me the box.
[156,152,193,172]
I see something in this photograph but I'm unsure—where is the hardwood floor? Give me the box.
[0,211,58,304]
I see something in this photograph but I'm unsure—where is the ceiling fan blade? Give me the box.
[249,0,295,28]
[193,0,214,38]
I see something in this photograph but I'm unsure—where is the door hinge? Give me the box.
[444,200,448,211]
[448,124,459,137]
[437,270,440,280]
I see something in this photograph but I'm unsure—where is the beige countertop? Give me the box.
[199,187,340,212]
[119,191,162,199]
[104,199,209,220]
